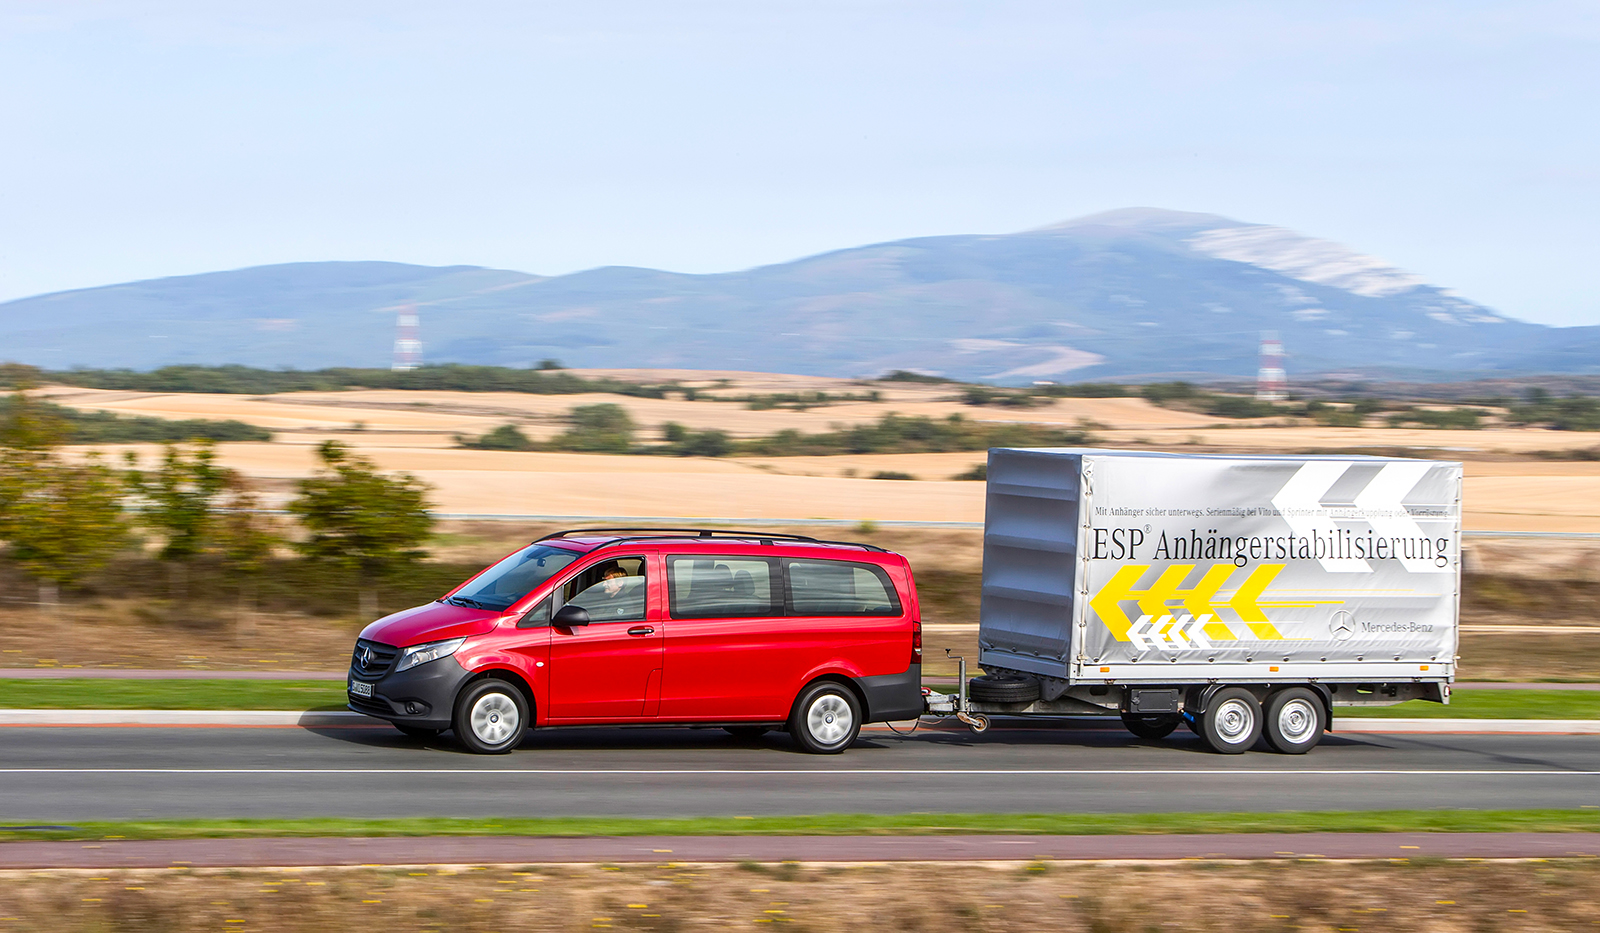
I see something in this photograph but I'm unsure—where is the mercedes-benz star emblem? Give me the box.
[1329,610,1355,642]
[357,646,373,670]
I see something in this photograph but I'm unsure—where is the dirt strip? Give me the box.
[4,833,1599,869]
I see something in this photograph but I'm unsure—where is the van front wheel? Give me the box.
[789,682,861,754]
[454,679,528,754]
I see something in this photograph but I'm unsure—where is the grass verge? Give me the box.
[0,679,345,710]
[2,810,1598,842]
[1337,689,1600,719]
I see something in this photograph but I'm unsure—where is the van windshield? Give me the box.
[448,544,580,612]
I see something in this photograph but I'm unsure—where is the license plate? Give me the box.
[349,680,373,698]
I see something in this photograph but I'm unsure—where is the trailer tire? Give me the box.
[1199,687,1262,754]
[1263,687,1324,754]
[1121,713,1181,740]
[969,673,1040,704]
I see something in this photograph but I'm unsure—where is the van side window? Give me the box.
[563,557,648,622]
[785,560,901,616]
[517,596,551,629]
[668,557,779,619]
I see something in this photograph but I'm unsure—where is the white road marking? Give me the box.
[1,768,1596,776]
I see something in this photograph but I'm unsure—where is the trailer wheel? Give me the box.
[1263,687,1325,754]
[1199,687,1262,754]
[1121,713,1181,740]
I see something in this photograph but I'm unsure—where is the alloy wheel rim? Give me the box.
[807,694,854,746]
[1215,698,1254,742]
[1278,698,1317,742]
[471,692,520,746]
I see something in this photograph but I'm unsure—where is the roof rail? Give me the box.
[534,527,886,553]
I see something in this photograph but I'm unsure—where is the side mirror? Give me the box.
[552,604,591,627]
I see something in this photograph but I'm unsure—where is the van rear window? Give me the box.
[786,560,900,616]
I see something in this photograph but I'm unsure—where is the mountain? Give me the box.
[1,208,1594,382]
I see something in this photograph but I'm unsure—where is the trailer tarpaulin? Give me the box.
[978,450,1461,683]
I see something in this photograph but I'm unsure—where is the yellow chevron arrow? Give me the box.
[1180,564,1238,641]
[1228,563,1286,639]
[1087,564,1149,641]
[1089,563,1245,642]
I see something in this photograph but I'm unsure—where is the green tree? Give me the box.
[0,450,128,606]
[123,441,231,559]
[211,472,280,640]
[288,441,434,619]
[551,403,635,453]
[123,441,232,598]
[0,386,68,450]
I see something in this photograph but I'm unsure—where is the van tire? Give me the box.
[789,682,861,754]
[1121,713,1181,739]
[1263,687,1325,754]
[1198,687,1262,754]
[969,673,1040,704]
[453,679,528,755]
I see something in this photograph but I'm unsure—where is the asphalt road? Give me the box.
[2,722,1598,820]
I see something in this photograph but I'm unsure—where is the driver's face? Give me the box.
[601,572,626,594]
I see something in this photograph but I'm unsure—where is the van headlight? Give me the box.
[395,637,467,672]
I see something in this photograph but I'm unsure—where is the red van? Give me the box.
[347,529,923,754]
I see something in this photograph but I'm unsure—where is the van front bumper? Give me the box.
[347,656,470,730]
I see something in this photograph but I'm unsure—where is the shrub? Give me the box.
[460,424,536,451]
[550,404,635,453]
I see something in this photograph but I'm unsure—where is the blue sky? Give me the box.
[2,1,1597,326]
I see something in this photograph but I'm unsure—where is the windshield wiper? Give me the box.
[446,596,488,609]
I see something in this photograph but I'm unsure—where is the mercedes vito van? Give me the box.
[347,529,923,754]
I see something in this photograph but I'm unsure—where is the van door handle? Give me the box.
[627,626,655,636]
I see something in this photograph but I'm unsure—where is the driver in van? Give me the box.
[597,567,628,597]
[571,563,643,620]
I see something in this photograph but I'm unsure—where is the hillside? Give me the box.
[1,208,1594,382]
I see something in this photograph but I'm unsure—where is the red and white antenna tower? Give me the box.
[1256,330,1286,401]
[392,305,421,372]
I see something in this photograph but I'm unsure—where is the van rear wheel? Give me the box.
[789,682,861,754]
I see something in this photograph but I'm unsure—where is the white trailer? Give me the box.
[924,448,1461,753]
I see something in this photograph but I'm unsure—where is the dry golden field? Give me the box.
[40,370,1600,530]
